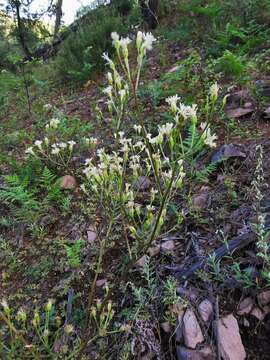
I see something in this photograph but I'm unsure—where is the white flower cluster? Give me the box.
[83,148,124,184]
[166,95,197,122]
[26,138,76,156]
[200,122,218,148]
[209,82,220,102]
[101,31,156,130]
[84,137,98,146]
[45,118,60,130]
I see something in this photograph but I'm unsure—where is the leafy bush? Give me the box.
[55,7,127,81]
[215,50,246,78]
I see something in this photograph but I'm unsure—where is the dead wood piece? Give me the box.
[175,232,256,281]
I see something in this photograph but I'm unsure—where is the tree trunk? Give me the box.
[13,1,32,58]
[139,0,159,29]
[53,0,63,40]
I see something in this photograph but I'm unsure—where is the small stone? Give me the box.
[177,346,214,360]
[87,228,97,243]
[250,307,265,321]
[177,287,199,302]
[96,279,107,287]
[198,299,213,322]
[218,314,246,360]
[263,305,270,316]
[171,303,185,316]
[226,107,254,118]
[244,102,253,108]
[255,79,270,98]
[161,322,171,333]
[192,193,208,209]
[211,144,246,163]
[183,309,204,349]
[60,175,77,189]
[148,245,160,257]
[264,105,270,118]
[161,240,175,252]
[136,255,148,268]
[257,290,270,306]
[133,176,151,191]
[237,297,254,316]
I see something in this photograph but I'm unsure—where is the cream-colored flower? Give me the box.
[200,123,218,148]
[119,37,131,49]
[34,140,43,150]
[59,142,67,149]
[209,82,219,101]
[136,31,143,51]
[158,122,174,136]
[166,95,180,113]
[49,118,60,129]
[25,146,35,155]
[178,103,197,120]
[119,89,127,102]
[111,32,120,49]
[51,145,60,155]
[134,124,142,134]
[103,85,113,98]
[204,131,218,148]
[64,324,74,335]
[102,52,115,70]
[68,140,76,150]
[107,72,113,85]
[142,32,156,51]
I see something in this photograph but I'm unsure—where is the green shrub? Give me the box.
[215,50,246,78]
[55,7,127,81]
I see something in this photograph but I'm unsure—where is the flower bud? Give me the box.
[64,324,74,335]
[32,311,40,327]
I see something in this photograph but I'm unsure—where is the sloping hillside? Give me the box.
[1,1,270,359]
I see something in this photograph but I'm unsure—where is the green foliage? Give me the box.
[139,51,208,105]
[194,161,218,182]
[0,166,63,227]
[55,7,127,81]
[65,239,84,268]
[215,50,246,78]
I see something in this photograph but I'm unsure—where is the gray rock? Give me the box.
[60,175,77,189]
[218,314,246,360]
[133,176,152,191]
[192,193,208,210]
[256,79,270,98]
[237,297,254,316]
[87,227,97,243]
[257,290,270,306]
[177,287,199,302]
[183,309,204,349]
[211,144,246,163]
[250,307,265,321]
[161,240,175,252]
[177,346,214,360]
[198,299,213,322]
[226,107,254,119]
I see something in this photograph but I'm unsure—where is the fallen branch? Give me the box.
[174,231,257,281]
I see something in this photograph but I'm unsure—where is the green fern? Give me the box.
[194,162,219,182]
[183,123,204,158]
[0,174,38,209]
[0,174,39,224]
[65,240,84,268]
[39,167,56,190]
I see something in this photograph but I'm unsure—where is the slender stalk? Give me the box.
[0,312,41,360]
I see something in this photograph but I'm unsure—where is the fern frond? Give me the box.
[194,162,218,182]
